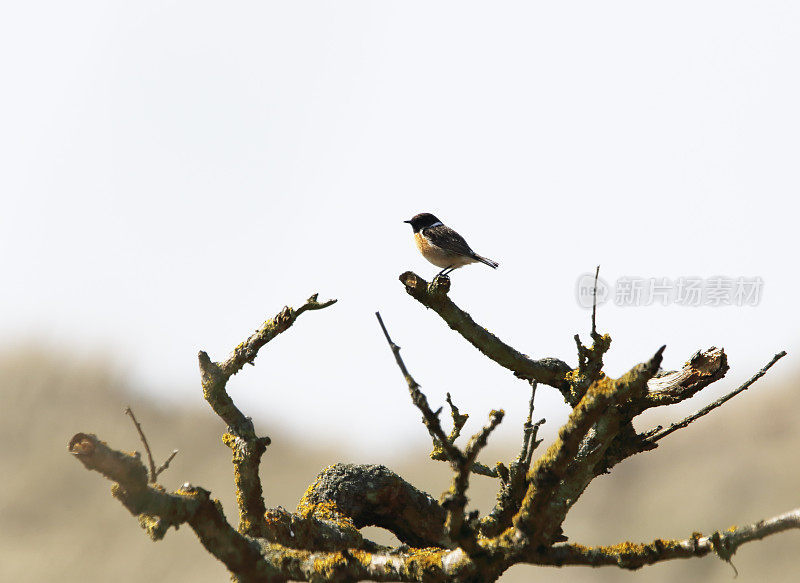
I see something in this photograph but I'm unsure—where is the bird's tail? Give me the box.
[473,254,499,269]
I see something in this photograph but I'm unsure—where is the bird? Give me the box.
[404,213,499,278]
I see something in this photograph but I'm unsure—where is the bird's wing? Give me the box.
[423,224,475,257]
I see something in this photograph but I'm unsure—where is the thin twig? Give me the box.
[429,393,497,475]
[519,381,544,466]
[375,311,462,463]
[526,382,537,426]
[570,266,610,405]
[155,449,179,479]
[445,409,504,550]
[532,507,800,569]
[591,265,600,339]
[649,351,787,442]
[124,406,157,483]
[219,293,337,379]
[464,410,505,463]
[525,419,546,468]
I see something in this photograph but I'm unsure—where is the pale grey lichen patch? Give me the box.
[442,548,466,573]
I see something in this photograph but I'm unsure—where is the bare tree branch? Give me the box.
[377,311,511,554]
[123,406,158,482]
[521,382,545,468]
[429,393,500,478]
[69,428,800,581]
[591,264,600,338]
[594,348,773,478]
[198,293,337,438]
[155,449,179,479]
[198,293,336,537]
[122,406,179,484]
[399,271,573,397]
[68,433,268,577]
[375,311,461,464]
[570,266,615,404]
[527,507,800,569]
[479,382,545,538]
[647,350,787,442]
[69,279,795,582]
[643,346,729,410]
[443,409,504,552]
[513,346,666,545]
[67,433,459,582]
[437,393,469,453]
[298,463,448,549]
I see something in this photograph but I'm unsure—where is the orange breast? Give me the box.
[414,232,433,253]
[414,232,473,269]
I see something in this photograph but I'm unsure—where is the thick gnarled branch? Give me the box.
[298,463,448,549]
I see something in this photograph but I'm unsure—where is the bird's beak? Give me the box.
[403,219,411,224]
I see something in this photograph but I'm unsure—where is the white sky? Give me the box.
[2,2,798,457]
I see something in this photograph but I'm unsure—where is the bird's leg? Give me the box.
[436,265,454,278]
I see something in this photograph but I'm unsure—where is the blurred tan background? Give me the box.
[3,346,797,582]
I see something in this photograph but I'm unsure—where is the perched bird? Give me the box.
[404,213,499,277]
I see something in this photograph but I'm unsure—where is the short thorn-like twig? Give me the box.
[649,351,787,442]
[465,410,505,464]
[445,392,469,443]
[155,449,179,479]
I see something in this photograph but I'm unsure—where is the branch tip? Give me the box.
[591,264,600,338]
[648,350,787,442]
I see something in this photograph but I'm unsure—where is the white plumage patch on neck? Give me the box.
[427,221,443,228]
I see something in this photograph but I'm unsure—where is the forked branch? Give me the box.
[123,406,178,483]
[198,293,337,537]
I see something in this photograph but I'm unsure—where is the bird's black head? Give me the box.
[404,213,441,233]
